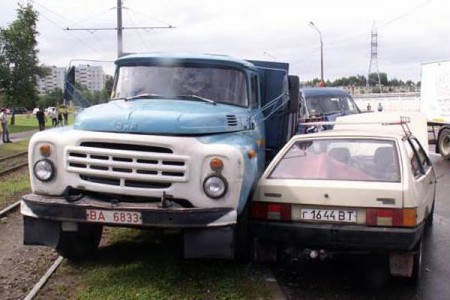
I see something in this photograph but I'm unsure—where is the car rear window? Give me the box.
[269,138,400,182]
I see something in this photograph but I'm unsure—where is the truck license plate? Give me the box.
[300,208,356,223]
[86,209,143,225]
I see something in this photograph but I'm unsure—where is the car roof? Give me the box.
[294,111,429,152]
[301,87,350,97]
[291,128,404,141]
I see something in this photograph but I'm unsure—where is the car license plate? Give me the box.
[86,209,143,225]
[300,208,356,223]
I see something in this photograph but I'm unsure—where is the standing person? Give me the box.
[0,108,12,143]
[58,110,63,127]
[36,108,46,131]
[367,103,372,111]
[51,109,58,127]
[377,102,383,112]
[63,110,69,126]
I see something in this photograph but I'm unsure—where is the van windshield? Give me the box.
[113,65,248,107]
[305,95,359,117]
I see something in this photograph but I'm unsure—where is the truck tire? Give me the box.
[56,223,103,261]
[235,205,251,262]
[438,128,450,159]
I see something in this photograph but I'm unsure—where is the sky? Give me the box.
[1,0,449,82]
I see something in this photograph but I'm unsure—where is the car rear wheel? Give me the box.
[426,201,435,230]
[56,223,103,261]
[410,240,423,285]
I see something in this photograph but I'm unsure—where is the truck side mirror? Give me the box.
[288,75,300,113]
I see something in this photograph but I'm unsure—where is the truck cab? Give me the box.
[21,53,299,260]
[297,87,360,133]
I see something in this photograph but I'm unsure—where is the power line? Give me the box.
[124,8,149,51]
[64,0,175,57]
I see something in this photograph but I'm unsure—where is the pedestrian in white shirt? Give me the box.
[0,108,12,143]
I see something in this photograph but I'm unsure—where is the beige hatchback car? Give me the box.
[249,121,436,284]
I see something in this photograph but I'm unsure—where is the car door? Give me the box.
[405,137,436,223]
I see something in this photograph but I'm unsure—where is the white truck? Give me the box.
[420,59,450,158]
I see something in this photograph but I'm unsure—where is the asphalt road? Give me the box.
[272,152,450,300]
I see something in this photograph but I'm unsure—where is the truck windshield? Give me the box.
[306,95,359,116]
[113,65,248,107]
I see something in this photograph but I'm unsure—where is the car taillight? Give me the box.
[366,208,417,227]
[250,202,291,221]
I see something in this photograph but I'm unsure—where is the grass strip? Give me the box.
[54,228,273,300]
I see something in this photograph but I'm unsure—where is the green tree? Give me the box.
[103,75,114,99]
[368,72,388,86]
[0,3,47,108]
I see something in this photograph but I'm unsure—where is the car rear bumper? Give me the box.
[249,220,424,251]
[21,193,237,229]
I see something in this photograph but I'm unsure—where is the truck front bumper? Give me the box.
[21,193,237,228]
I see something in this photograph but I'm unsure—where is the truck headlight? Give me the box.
[203,175,228,199]
[33,159,55,182]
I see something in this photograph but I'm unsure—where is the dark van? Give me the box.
[297,87,361,133]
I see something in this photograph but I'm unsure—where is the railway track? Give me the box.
[0,198,64,300]
[0,151,28,213]
[0,151,63,300]
[0,151,28,177]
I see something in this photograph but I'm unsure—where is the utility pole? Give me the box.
[309,21,324,84]
[65,0,175,57]
[117,0,123,57]
[367,22,381,87]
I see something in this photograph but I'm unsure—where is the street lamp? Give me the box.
[309,21,324,84]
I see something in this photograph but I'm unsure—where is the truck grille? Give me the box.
[65,142,189,189]
[226,115,238,127]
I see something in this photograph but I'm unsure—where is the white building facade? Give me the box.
[37,66,65,94]
[38,64,106,94]
[75,64,106,92]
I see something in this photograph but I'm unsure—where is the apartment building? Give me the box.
[38,64,106,94]
[37,66,65,94]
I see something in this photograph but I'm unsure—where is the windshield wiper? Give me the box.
[111,93,164,101]
[176,94,216,105]
[317,110,343,116]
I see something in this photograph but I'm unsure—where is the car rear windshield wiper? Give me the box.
[111,93,165,101]
[176,94,216,105]
[319,110,343,116]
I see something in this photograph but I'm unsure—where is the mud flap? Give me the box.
[183,227,234,259]
[389,252,414,277]
[23,216,60,247]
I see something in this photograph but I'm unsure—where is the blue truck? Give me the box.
[21,53,299,260]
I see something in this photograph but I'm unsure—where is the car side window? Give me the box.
[404,140,421,178]
[409,138,431,173]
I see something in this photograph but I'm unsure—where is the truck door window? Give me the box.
[114,66,248,107]
[250,74,258,108]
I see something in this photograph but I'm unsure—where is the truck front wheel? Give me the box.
[438,128,450,159]
[56,223,103,260]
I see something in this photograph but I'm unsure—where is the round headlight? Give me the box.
[33,159,55,182]
[203,175,228,199]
